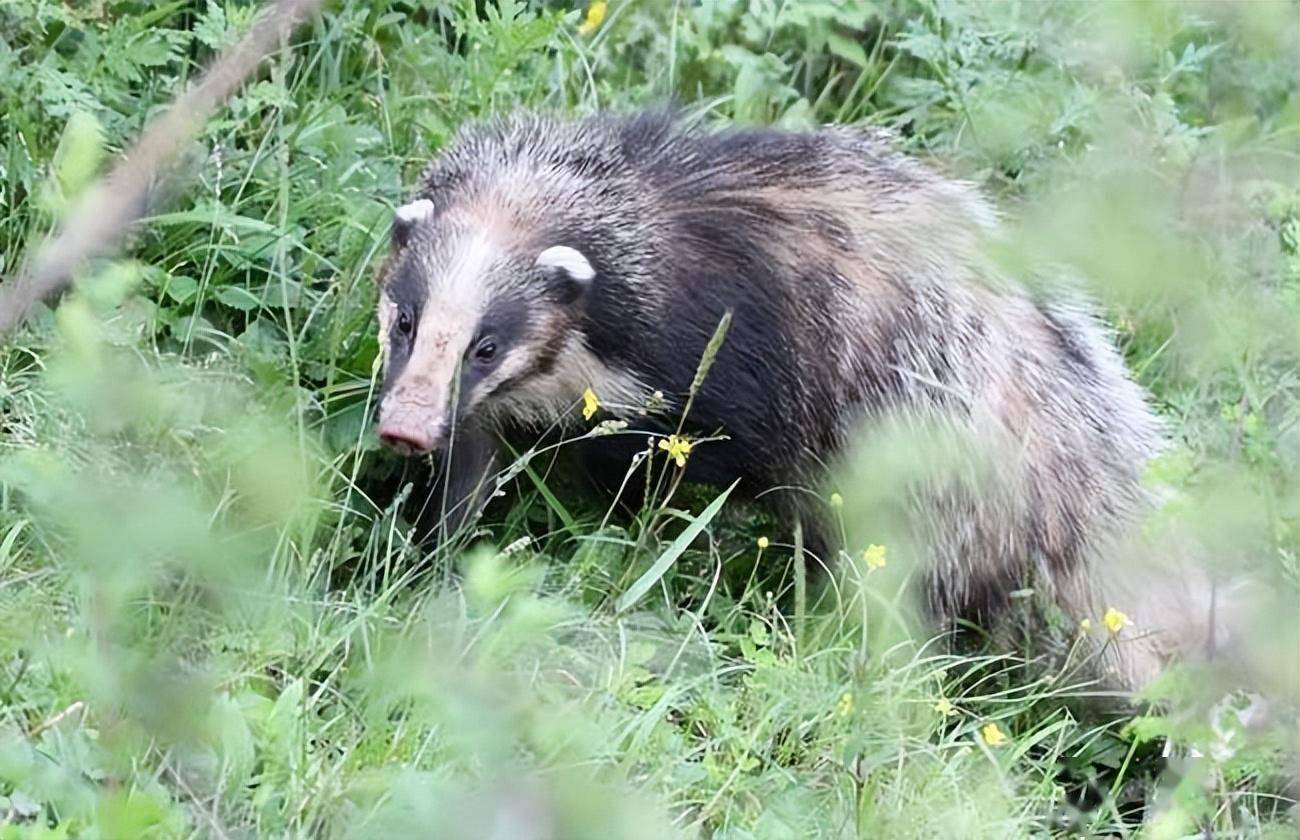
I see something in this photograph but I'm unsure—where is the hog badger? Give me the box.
[374,110,1210,688]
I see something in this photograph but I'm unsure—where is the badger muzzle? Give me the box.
[376,327,467,456]
[376,387,448,456]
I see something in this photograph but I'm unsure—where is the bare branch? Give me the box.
[0,0,325,337]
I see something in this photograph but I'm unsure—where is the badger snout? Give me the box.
[377,422,436,456]
[377,401,446,457]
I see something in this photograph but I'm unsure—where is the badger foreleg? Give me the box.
[431,424,499,543]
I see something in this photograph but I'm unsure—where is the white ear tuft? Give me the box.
[395,199,435,224]
[535,245,595,282]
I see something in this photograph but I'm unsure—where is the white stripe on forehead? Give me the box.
[440,229,499,306]
[404,228,502,342]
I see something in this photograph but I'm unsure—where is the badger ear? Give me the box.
[535,245,594,304]
[392,199,435,249]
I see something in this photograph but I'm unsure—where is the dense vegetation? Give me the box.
[1,1,1297,836]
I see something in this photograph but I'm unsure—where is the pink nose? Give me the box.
[378,423,436,456]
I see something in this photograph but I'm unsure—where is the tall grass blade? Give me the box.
[615,479,738,614]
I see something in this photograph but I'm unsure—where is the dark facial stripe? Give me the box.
[477,315,571,403]
[385,258,427,312]
[380,258,429,393]
[458,295,535,405]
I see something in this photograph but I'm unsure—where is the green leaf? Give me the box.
[41,110,105,214]
[215,285,262,311]
[827,32,869,68]
[208,692,256,791]
[0,520,27,574]
[77,262,143,310]
[502,440,576,532]
[163,275,199,304]
[615,479,738,614]
[146,204,277,236]
[193,1,235,50]
[263,678,305,762]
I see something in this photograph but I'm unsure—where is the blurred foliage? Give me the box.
[0,0,1297,836]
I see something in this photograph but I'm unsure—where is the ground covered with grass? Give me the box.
[1,1,1298,837]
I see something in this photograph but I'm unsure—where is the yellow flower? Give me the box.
[980,722,1009,747]
[829,492,843,509]
[862,544,887,570]
[1079,617,1093,633]
[658,434,692,467]
[837,692,854,717]
[756,536,770,550]
[1103,607,1131,635]
[577,1,607,36]
[933,697,956,716]
[581,386,599,420]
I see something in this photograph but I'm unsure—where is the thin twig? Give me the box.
[27,700,86,738]
[0,0,324,337]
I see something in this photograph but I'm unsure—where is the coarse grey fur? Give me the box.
[374,109,1221,690]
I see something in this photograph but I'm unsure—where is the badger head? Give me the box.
[373,197,598,456]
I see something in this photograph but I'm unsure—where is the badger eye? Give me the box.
[473,338,498,363]
[396,310,414,337]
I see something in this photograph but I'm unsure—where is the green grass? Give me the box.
[1,0,1298,836]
